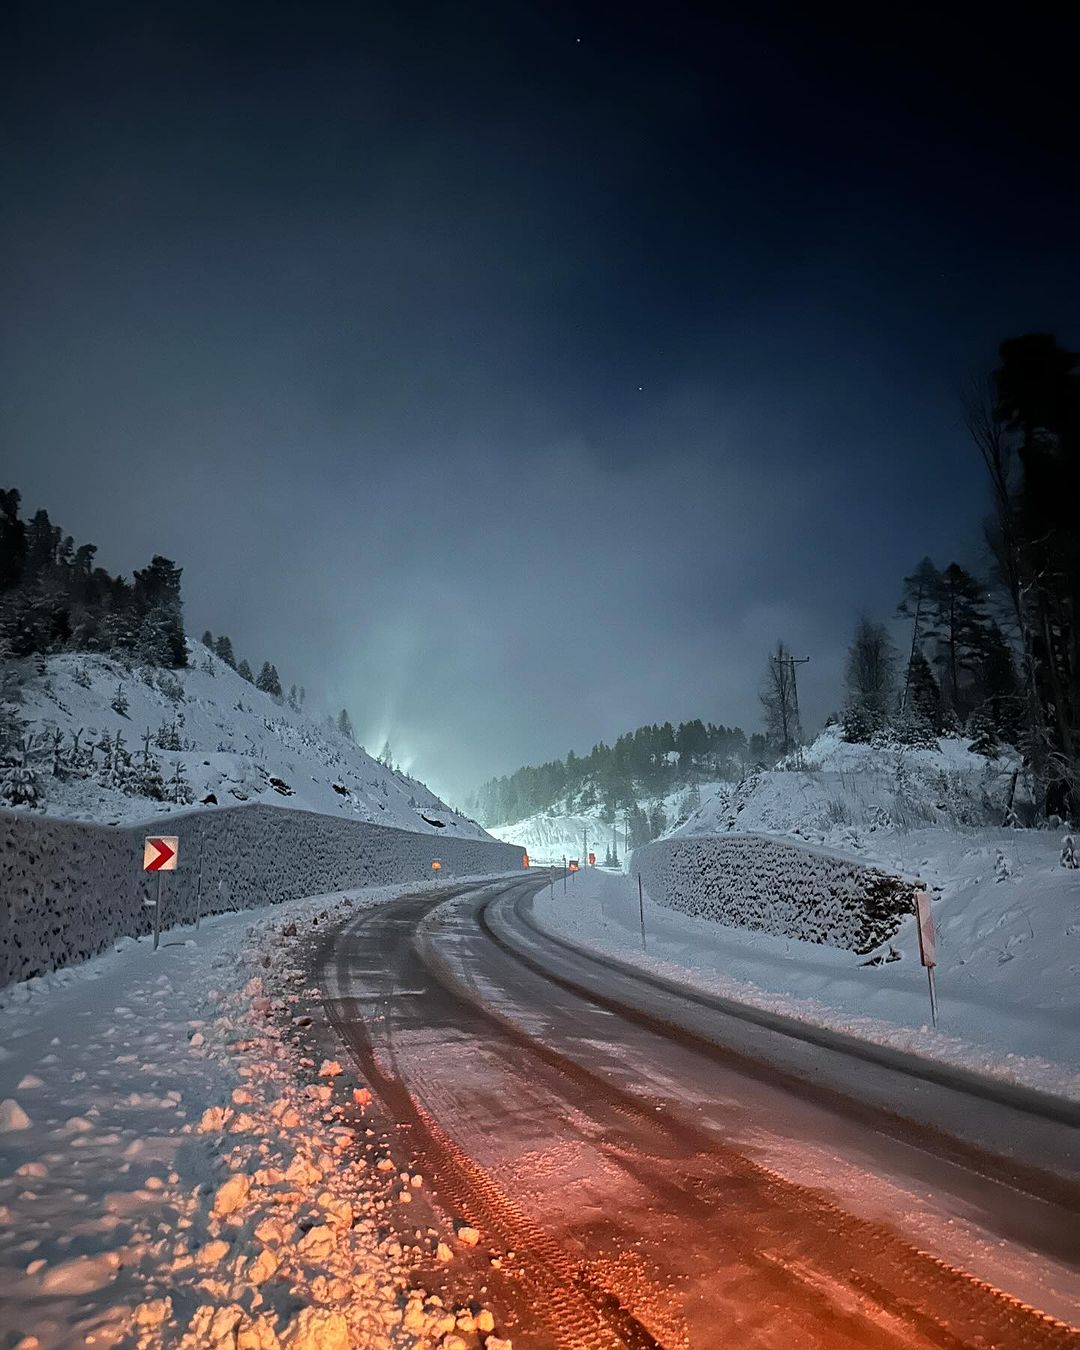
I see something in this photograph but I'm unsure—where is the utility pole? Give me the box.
[771,651,810,750]
[583,827,588,870]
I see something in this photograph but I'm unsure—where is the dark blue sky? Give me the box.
[3,2,1078,802]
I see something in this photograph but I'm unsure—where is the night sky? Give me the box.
[4,3,1079,804]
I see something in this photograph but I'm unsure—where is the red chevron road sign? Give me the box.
[143,836,179,872]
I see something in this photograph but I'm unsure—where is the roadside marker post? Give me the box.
[914,889,938,1027]
[143,836,179,951]
[194,837,205,931]
[431,860,443,884]
[638,873,647,953]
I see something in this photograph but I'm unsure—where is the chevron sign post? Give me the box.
[144,835,179,950]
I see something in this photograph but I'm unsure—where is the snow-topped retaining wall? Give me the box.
[632,833,918,954]
[0,805,524,989]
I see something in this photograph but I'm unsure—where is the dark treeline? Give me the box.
[467,720,760,827]
[0,490,186,666]
[765,333,1079,822]
[0,492,300,715]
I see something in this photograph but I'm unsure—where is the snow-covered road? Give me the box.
[315,874,1080,1348]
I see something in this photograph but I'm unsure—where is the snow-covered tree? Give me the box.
[133,556,186,666]
[214,635,236,668]
[338,708,355,739]
[968,709,1001,759]
[169,759,194,804]
[237,658,255,684]
[1,732,43,806]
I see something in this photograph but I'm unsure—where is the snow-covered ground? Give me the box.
[488,728,1030,868]
[532,852,1080,1101]
[674,726,1023,849]
[487,782,702,866]
[5,645,489,838]
[0,876,517,1349]
[517,729,1079,1101]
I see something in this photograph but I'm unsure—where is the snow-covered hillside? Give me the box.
[489,728,1029,867]
[488,782,705,864]
[3,645,490,837]
[674,726,1023,853]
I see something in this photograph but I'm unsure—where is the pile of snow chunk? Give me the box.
[130,900,514,1350]
[0,883,517,1350]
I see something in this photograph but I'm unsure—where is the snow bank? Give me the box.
[532,868,1080,1099]
[632,832,918,953]
[0,804,523,989]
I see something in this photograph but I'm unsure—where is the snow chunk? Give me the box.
[39,1251,118,1294]
[0,1099,31,1132]
[211,1172,251,1217]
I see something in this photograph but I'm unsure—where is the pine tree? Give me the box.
[236,658,254,683]
[338,708,354,739]
[169,759,194,804]
[133,556,186,666]
[0,731,42,806]
[842,616,896,740]
[0,489,27,591]
[255,662,282,697]
[110,682,130,717]
[908,650,942,731]
[379,739,393,768]
[898,558,940,711]
[201,630,214,648]
[214,635,236,668]
[923,563,993,719]
[976,623,1022,746]
[968,709,1001,759]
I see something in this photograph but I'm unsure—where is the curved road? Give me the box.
[314,875,1080,1349]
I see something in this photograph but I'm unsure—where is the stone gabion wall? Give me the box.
[0,805,524,989]
[633,833,916,954]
